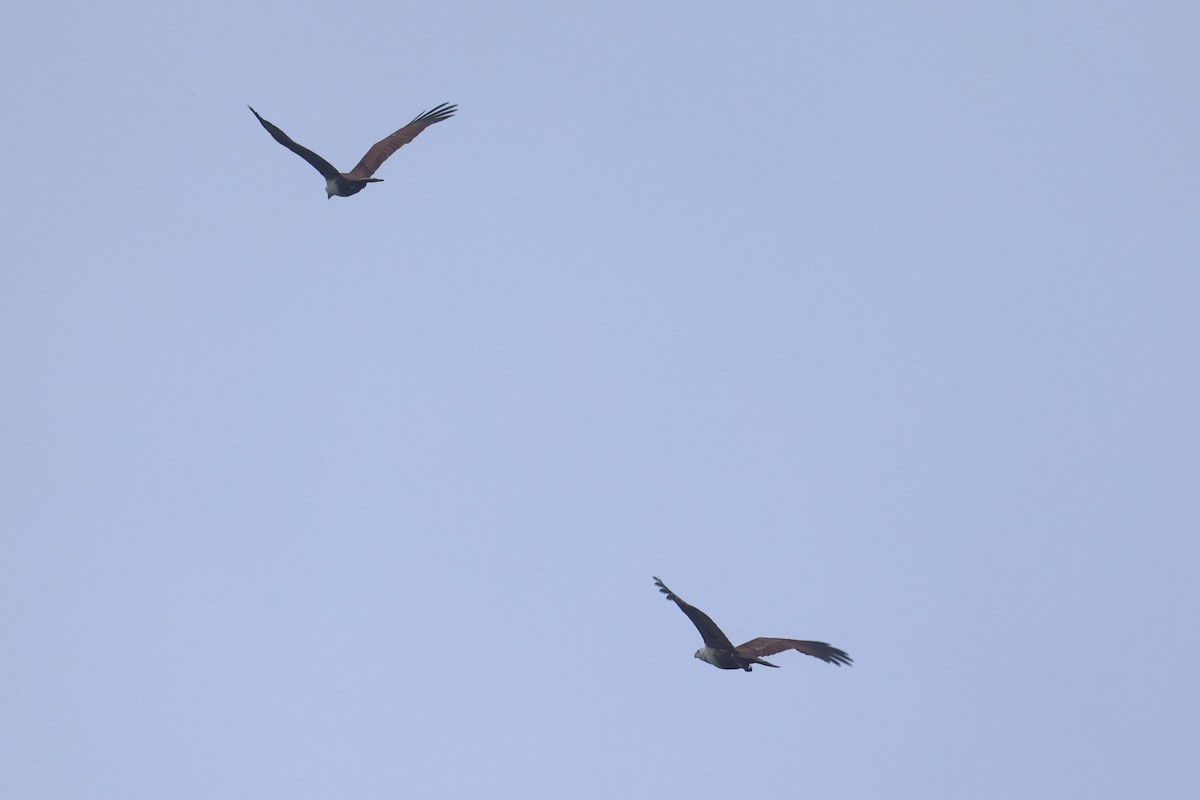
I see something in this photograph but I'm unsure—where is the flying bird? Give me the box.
[248,102,456,198]
[653,577,852,671]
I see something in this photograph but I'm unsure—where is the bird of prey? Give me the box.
[653,577,852,671]
[248,102,456,198]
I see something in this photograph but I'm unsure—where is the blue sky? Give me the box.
[2,2,1198,798]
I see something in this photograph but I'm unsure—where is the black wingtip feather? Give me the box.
[411,102,458,125]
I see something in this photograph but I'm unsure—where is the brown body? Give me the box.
[249,103,456,198]
[653,577,852,671]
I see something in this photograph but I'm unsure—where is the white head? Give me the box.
[694,647,723,667]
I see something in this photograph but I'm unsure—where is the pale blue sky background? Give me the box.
[3,2,1198,798]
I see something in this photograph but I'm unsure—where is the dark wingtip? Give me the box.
[825,646,853,667]
[412,102,458,125]
[653,576,675,600]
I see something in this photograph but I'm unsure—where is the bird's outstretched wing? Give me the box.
[248,106,341,181]
[345,102,457,181]
[735,637,853,666]
[653,577,736,651]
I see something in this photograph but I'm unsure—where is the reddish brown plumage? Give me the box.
[249,102,456,197]
[654,577,852,671]
[345,103,456,180]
